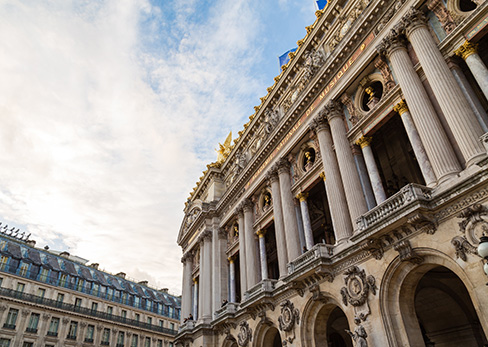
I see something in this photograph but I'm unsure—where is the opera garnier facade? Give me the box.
[176,0,488,345]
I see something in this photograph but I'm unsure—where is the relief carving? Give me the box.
[340,266,377,321]
[237,321,252,347]
[278,299,300,345]
[346,317,369,347]
[452,204,488,261]
[393,240,423,264]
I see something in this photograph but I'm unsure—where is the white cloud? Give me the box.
[0,0,265,293]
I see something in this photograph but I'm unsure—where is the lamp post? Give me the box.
[477,234,488,284]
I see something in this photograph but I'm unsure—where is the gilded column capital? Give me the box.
[193,278,198,284]
[228,255,235,263]
[319,172,326,181]
[393,99,409,115]
[454,41,478,61]
[402,7,428,37]
[256,229,267,238]
[296,192,309,201]
[356,136,373,149]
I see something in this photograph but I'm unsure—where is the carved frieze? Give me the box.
[407,213,437,235]
[278,299,300,345]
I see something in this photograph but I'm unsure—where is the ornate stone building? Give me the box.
[0,230,180,347]
[176,0,488,345]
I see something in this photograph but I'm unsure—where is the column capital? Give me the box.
[234,205,244,217]
[181,251,194,264]
[309,113,330,133]
[193,278,198,284]
[199,229,212,243]
[356,136,373,149]
[393,99,409,115]
[256,229,267,238]
[276,157,291,175]
[402,7,428,36]
[242,198,253,212]
[324,100,344,121]
[265,167,280,184]
[218,228,228,240]
[319,172,326,181]
[296,192,309,201]
[228,255,235,263]
[454,41,478,61]
[376,27,407,57]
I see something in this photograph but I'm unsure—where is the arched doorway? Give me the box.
[381,252,488,346]
[262,326,282,347]
[314,304,352,347]
[415,266,487,346]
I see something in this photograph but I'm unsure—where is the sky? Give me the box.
[0,0,317,294]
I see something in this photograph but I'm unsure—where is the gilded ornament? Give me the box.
[393,100,409,115]
[356,136,372,149]
[454,41,478,61]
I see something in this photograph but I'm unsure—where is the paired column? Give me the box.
[455,41,488,101]
[180,252,193,322]
[228,256,236,303]
[236,207,247,296]
[200,230,212,321]
[256,229,269,280]
[243,199,259,288]
[296,192,314,250]
[352,144,377,210]
[393,100,437,186]
[326,101,368,224]
[310,115,353,242]
[377,29,461,182]
[356,137,387,204]
[212,223,228,318]
[404,9,485,166]
[266,169,288,277]
[277,158,302,261]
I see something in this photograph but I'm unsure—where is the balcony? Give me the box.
[287,243,334,276]
[25,327,38,334]
[47,331,58,337]
[0,287,177,336]
[66,334,77,340]
[101,341,110,345]
[84,338,94,343]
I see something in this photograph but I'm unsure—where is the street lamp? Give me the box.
[477,235,488,282]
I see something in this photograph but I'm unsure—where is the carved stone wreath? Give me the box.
[452,204,487,261]
[340,266,377,307]
[278,300,300,332]
[237,321,252,347]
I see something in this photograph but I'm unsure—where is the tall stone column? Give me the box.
[310,115,353,242]
[236,207,247,296]
[212,224,228,318]
[356,137,387,204]
[296,192,314,250]
[394,100,437,186]
[192,278,198,319]
[277,158,302,261]
[448,58,488,132]
[377,29,461,182]
[352,144,377,210]
[243,199,259,288]
[228,256,236,303]
[266,169,288,277]
[180,252,193,322]
[256,229,269,280]
[455,41,488,102]
[200,230,213,321]
[404,9,485,166]
[198,244,204,318]
[294,198,306,251]
[326,101,368,223]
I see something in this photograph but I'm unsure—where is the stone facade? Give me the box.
[0,233,180,347]
[176,0,488,346]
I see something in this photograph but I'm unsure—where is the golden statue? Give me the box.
[216,132,233,164]
[365,86,375,100]
[305,151,312,164]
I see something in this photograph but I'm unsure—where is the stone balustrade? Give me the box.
[287,243,334,275]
